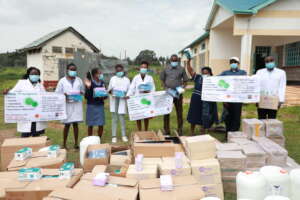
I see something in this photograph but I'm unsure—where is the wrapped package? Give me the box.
[230,138,255,146]
[268,135,285,147]
[126,164,157,180]
[159,157,191,176]
[185,135,216,160]
[217,151,246,170]
[253,137,288,167]
[241,143,267,168]
[216,143,242,152]
[242,119,265,138]
[227,132,248,143]
[262,119,284,137]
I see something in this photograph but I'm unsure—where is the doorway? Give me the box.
[254,46,271,73]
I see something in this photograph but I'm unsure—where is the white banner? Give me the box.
[201,76,260,103]
[127,91,173,121]
[5,92,67,123]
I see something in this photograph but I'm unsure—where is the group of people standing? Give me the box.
[5,53,286,149]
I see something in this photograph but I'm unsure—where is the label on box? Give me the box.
[15,147,32,161]
[88,149,107,159]
[48,145,60,158]
[19,168,42,181]
[59,162,74,179]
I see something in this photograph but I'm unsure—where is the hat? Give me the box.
[230,57,240,63]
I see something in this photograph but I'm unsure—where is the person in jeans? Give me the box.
[220,57,247,133]
[108,64,130,143]
[160,54,189,135]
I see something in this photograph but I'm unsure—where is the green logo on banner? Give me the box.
[218,80,230,89]
[25,97,39,107]
[141,98,151,105]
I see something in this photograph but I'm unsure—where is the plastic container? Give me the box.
[79,136,101,166]
[264,195,290,200]
[290,169,300,200]
[237,171,267,200]
[200,197,221,200]
[260,166,290,197]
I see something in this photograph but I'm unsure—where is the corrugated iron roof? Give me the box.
[20,26,100,53]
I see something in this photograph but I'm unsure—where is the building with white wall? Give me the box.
[20,26,100,88]
[180,0,300,83]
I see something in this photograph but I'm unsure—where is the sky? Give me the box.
[0,0,213,59]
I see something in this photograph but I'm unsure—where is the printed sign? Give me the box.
[5,92,67,123]
[127,91,173,121]
[202,76,260,103]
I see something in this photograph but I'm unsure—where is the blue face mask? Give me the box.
[29,75,40,83]
[68,70,77,77]
[230,63,238,69]
[171,62,178,67]
[266,62,276,69]
[99,74,104,80]
[116,71,124,77]
[140,68,148,74]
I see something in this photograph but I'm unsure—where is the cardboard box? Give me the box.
[185,135,216,160]
[126,164,157,180]
[139,176,205,200]
[217,151,246,170]
[191,159,222,185]
[0,129,16,145]
[159,157,191,176]
[132,131,160,142]
[83,144,111,172]
[110,150,132,166]
[7,150,66,171]
[133,143,179,158]
[74,173,138,200]
[91,165,128,178]
[143,158,162,166]
[0,168,83,200]
[201,183,224,200]
[242,118,265,138]
[44,188,116,200]
[1,136,49,171]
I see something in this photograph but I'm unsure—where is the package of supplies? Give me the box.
[90,165,128,178]
[139,176,204,200]
[253,137,288,166]
[18,168,42,181]
[83,144,111,172]
[262,119,284,137]
[185,135,216,160]
[14,147,32,161]
[48,145,60,158]
[230,138,255,146]
[135,154,144,171]
[242,119,265,138]
[160,175,173,191]
[241,143,267,168]
[201,183,224,200]
[112,90,126,98]
[217,151,246,170]
[59,162,75,179]
[93,173,109,186]
[126,164,157,180]
[191,159,222,185]
[93,87,108,98]
[227,132,248,143]
[159,157,191,176]
[216,143,242,151]
[268,135,286,147]
[8,149,67,171]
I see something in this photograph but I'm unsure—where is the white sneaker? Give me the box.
[122,136,128,142]
[112,137,117,143]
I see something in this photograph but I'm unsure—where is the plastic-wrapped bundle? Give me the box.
[241,143,267,168]
[253,137,288,167]
[262,119,284,137]
[227,131,248,143]
[231,138,255,146]
[216,143,242,152]
[242,119,265,139]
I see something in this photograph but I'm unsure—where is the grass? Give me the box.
[0,66,300,200]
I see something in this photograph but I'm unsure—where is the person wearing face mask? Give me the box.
[3,67,47,137]
[256,56,286,119]
[84,68,107,138]
[186,59,219,135]
[220,57,247,133]
[108,64,130,143]
[127,61,156,131]
[55,63,84,149]
[160,54,189,136]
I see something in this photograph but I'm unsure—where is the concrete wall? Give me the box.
[211,6,234,29]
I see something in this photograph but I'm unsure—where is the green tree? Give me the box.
[134,50,160,66]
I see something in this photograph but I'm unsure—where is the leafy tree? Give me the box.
[134,50,160,66]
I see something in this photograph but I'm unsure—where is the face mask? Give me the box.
[68,70,77,77]
[230,63,238,69]
[171,62,178,67]
[29,75,40,83]
[116,71,124,77]
[266,62,276,69]
[99,74,104,80]
[140,68,148,74]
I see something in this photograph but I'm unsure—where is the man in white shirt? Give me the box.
[256,56,287,119]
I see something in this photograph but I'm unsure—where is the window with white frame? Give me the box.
[285,42,300,66]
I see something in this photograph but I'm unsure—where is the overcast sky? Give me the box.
[0,0,213,59]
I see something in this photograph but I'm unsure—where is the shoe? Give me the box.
[122,136,128,142]
[112,137,117,143]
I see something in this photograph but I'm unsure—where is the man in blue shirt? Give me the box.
[220,57,247,134]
